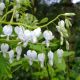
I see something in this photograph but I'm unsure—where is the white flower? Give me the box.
[8,50,14,63]
[14,26,24,35]
[16,46,22,60]
[43,30,54,41]
[33,27,41,37]
[30,31,37,43]
[57,49,63,58]
[1,43,9,58]
[3,25,13,36]
[38,53,45,68]
[25,50,37,65]
[57,49,63,63]
[58,20,65,28]
[0,2,5,11]
[48,51,54,66]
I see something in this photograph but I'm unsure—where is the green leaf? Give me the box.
[20,0,31,7]
[63,51,75,57]
[76,75,80,80]
[0,54,12,79]
[39,17,48,24]
[29,43,46,52]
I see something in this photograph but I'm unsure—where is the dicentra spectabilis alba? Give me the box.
[16,46,22,60]
[58,20,65,28]
[8,50,14,63]
[48,51,54,66]
[25,50,37,65]
[57,49,63,63]
[43,30,54,47]
[0,2,5,11]
[33,27,41,37]
[14,26,24,35]
[43,30,54,41]
[38,53,45,68]
[1,43,9,58]
[3,25,13,40]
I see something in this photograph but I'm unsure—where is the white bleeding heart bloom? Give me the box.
[57,49,63,63]
[14,26,24,35]
[16,46,22,60]
[3,25,13,36]
[58,20,65,28]
[38,53,45,68]
[8,50,14,63]
[25,50,37,65]
[33,27,41,37]
[30,31,37,43]
[57,49,63,58]
[43,30,54,41]
[56,20,68,38]
[1,43,9,58]
[0,2,5,11]
[48,51,54,66]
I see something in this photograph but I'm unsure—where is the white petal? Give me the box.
[8,50,14,63]
[57,49,63,58]
[58,20,65,28]
[16,46,22,60]
[0,2,5,10]
[1,43,9,57]
[43,30,54,41]
[48,50,54,60]
[33,27,41,37]
[38,53,45,63]
[3,25,13,36]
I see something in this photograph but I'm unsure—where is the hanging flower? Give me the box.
[24,50,37,65]
[0,2,5,15]
[48,50,54,66]
[33,27,41,37]
[38,53,45,68]
[57,49,63,63]
[16,46,22,60]
[3,25,13,40]
[8,50,14,63]
[58,20,65,28]
[1,43,9,58]
[0,2,5,11]
[43,30,54,47]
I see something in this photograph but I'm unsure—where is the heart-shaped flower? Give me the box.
[16,46,22,60]
[1,43,9,58]
[3,25,13,36]
[38,53,45,68]
[48,50,54,66]
[8,50,14,63]
[0,2,5,11]
[43,30,54,41]
[24,50,37,65]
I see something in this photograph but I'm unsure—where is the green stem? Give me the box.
[0,39,19,43]
[0,14,65,29]
[39,14,64,28]
[1,10,13,20]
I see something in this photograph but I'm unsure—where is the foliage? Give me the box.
[0,0,77,80]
